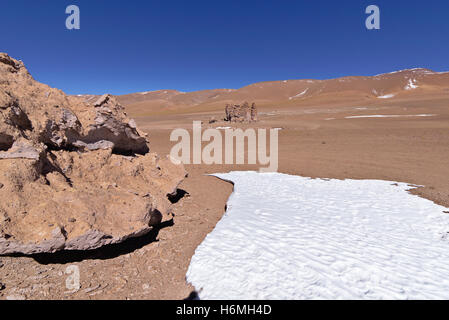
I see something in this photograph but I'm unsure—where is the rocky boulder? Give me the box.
[225,102,258,123]
[0,53,186,255]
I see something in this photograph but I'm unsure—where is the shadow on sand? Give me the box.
[184,291,200,300]
[6,219,174,265]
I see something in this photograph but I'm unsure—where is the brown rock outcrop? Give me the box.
[0,53,186,255]
[225,102,258,123]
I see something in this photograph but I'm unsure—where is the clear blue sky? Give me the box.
[1,0,448,95]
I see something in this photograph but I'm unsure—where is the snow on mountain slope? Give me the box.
[405,78,419,90]
[111,67,449,114]
[187,171,449,300]
[289,88,309,100]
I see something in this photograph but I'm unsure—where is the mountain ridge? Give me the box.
[73,67,449,115]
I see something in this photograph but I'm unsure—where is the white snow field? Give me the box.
[345,114,435,119]
[186,171,449,300]
[377,94,396,99]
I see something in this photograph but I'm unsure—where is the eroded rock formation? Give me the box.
[0,53,186,255]
[225,102,258,123]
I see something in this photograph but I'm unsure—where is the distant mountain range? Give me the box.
[75,68,449,115]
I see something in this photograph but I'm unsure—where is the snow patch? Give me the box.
[374,68,434,77]
[187,171,449,300]
[377,94,395,99]
[345,114,436,119]
[289,89,308,100]
[405,79,418,90]
[138,91,154,95]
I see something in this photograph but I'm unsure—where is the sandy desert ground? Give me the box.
[1,68,449,300]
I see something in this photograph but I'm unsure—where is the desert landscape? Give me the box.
[1,49,449,299]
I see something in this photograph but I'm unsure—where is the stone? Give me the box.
[72,140,115,151]
[0,139,43,160]
[0,53,186,255]
[225,102,258,123]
